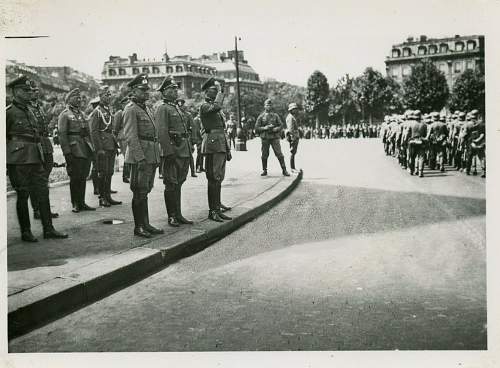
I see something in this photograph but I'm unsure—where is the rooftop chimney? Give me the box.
[420,35,427,42]
[407,36,414,42]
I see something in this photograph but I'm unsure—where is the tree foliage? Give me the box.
[449,69,485,115]
[330,74,360,124]
[306,70,330,128]
[402,59,449,112]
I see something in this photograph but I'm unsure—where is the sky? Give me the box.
[1,0,497,87]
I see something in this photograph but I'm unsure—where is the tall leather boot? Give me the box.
[70,179,79,212]
[123,163,130,183]
[176,186,193,224]
[79,179,95,211]
[207,182,223,222]
[39,193,68,239]
[143,200,164,234]
[278,156,290,176]
[164,190,179,227]
[261,157,268,176]
[133,198,151,238]
[18,192,37,242]
[216,183,232,220]
[106,175,122,205]
[290,155,295,171]
[91,169,99,195]
[99,176,111,207]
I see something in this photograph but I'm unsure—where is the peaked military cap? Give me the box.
[288,102,299,111]
[157,75,178,91]
[98,85,110,96]
[127,73,149,89]
[90,96,100,105]
[7,74,34,90]
[430,111,440,119]
[469,109,479,117]
[201,77,217,91]
[458,111,466,118]
[120,96,129,104]
[65,88,81,103]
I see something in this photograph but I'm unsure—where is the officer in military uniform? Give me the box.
[176,95,197,178]
[225,114,237,149]
[113,96,131,183]
[426,112,449,172]
[89,86,122,207]
[58,88,96,212]
[404,110,427,177]
[123,74,163,238]
[255,99,290,177]
[29,82,59,219]
[199,77,232,222]
[453,111,467,170]
[285,102,300,172]
[154,76,193,227]
[462,110,481,176]
[7,75,67,242]
[192,112,204,173]
[87,97,101,195]
[467,111,485,177]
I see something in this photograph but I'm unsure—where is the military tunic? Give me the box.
[155,99,191,191]
[255,111,285,160]
[123,99,160,197]
[89,104,118,176]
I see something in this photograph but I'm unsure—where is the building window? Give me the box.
[402,65,411,77]
[402,47,411,57]
[132,67,139,75]
[454,61,462,73]
[466,60,475,69]
[467,40,476,50]
[119,68,126,76]
[142,67,150,73]
[417,46,427,55]
[108,69,117,76]
[391,68,399,78]
[429,45,437,54]
[166,66,173,73]
[391,49,401,58]
[152,67,160,74]
[439,63,447,73]
[440,43,448,53]
[176,81,182,90]
[176,65,183,72]
[455,42,464,52]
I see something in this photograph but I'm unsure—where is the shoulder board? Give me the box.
[6,104,12,110]
[125,101,134,108]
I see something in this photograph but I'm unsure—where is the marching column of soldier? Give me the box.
[381,109,485,178]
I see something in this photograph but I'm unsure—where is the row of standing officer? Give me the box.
[381,109,485,178]
[6,75,68,242]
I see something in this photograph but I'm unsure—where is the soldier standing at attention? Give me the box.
[199,77,232,222]
[58,88,96,213]
[405,110,427,177]
[255,99,290,177]
[176,95,197,178]
[29,82,59,219]
[7,75,67,242]
[123,73,163,238]
[285,102,300,172]
[113,96,131,183]
[89,86,122,207]
[192,112,204,173]
[155,76,193,227]
[225,114,237,149]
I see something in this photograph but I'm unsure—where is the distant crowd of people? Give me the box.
[298,124,381,140]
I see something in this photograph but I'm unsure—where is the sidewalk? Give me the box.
[7,139,302,339]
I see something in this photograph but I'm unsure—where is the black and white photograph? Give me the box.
[2,0,499,367]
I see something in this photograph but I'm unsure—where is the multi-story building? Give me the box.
[198,50,263,93]
[101,50,263,97]
[101,53,217,98]
[385,35,484,89]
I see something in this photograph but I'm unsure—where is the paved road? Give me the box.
[9,138,486,352]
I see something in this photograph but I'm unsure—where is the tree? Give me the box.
[330,74,360,124]
[383,76,404,115]
[449,69,485,115]
[353,67,393,123]
[306,71,330,129]
[263,79,307,118]
[402,59,449,112]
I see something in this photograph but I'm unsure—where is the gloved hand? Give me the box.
[226,151,232,162]
[272,126,281,132]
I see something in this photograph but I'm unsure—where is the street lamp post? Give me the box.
[234,36,247,151]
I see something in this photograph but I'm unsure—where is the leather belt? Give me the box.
[169,132,190,138]
[9,135,40,143]
[139,135,158,142]
[205,129,224,133]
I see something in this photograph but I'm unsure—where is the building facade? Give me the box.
[198,50,263,93]
[101,50,263,97]
[385,35,484,89]
[101,53,217,98]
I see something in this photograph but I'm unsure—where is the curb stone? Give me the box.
[8,170,303,340]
